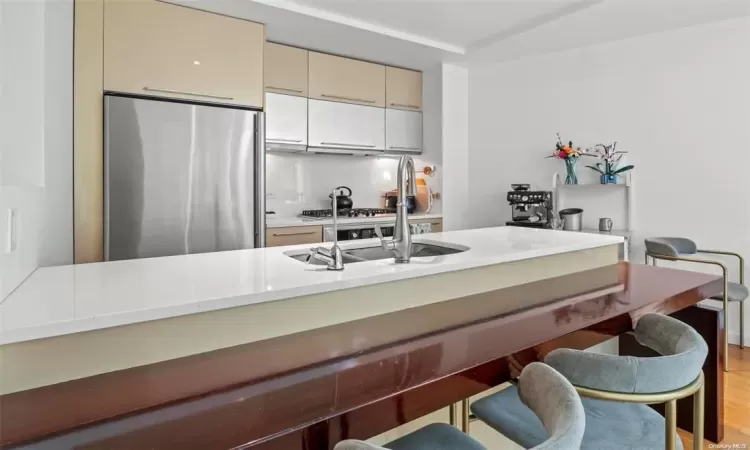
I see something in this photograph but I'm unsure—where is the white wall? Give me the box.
[441,63,470,231]
[469,16,750,345]
[0,0,73,299]
[40,0,74,267]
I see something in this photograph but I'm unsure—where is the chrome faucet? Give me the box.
[376,155,417,263]
[307,188,345,270]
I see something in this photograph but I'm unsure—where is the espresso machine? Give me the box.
[506,184,553,228]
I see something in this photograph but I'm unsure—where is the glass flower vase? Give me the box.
[564,157,579,185]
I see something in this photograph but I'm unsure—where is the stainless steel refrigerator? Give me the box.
[104,94,265,261]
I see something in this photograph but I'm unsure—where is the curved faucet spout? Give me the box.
[397,156,417,198]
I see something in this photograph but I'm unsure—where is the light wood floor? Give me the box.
[679,345,750,448]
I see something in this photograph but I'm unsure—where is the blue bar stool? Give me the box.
[645,236,746,371]
[335,362,584,450]
[469,314,706,450]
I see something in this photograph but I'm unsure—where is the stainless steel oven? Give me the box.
[323,222,397,242]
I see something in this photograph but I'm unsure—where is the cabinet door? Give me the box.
[266,226,322,247]
[104,0,264,108]
[386,109,422,154]
[265,43,308,97]
[386,67,422,111]
[308,100,385,152]
[309,52,385,107]
[265,93,307,152]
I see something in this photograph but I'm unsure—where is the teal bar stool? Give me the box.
[469,314,707,450]
[645,236,746,371]
[335,362,584,450]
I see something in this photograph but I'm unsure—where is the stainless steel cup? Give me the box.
[599,217,613,232]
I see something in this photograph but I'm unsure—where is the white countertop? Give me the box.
[266,213,443,228]
[0,227,622,345]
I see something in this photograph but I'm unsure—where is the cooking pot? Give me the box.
[385,192,416,213]
[559,208,583,231]
[329,186,353,210]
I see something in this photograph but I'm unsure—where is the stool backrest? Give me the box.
[644,237,697,257]
[546,313,707,394]
[519,362,585,450]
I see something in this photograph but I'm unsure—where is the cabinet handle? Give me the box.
[266,86,304,94]
[320,142,377,148]
[267,138,304,143]
[273,231,317,237]
[390,103,420,109]
[388,146,421,151]
[321,94,376,104]
[143,87,234,101]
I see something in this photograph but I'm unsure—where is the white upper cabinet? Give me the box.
[103,0,264,108]
[386,109,423,154]
[265,93,308,152]
[308,100,385,152]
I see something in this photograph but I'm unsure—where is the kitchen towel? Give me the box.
[410,223,432,234]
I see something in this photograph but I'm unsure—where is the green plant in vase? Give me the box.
[585,142,634,184]
[547,133,585,184]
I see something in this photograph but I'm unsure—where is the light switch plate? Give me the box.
[6,208,17,253]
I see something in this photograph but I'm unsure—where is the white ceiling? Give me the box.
[277,0,583,49]
[168,0,750,70]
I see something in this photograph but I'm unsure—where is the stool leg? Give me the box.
[665,399,677,450]
[449,402,457,427]
[693,381,705,450]
[741,301,745,349]
[724,296,730,372]
[461,399,470,433]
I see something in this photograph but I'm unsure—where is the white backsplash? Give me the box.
[266,152,442,218]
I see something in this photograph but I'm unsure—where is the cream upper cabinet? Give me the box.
[265,43,308,97]
[308,52,385,107]
[386,67,423,111]
[103,0,264,108]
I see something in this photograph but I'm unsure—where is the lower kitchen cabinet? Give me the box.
[266,226,323,247]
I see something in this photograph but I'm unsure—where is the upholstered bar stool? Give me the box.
[469,314,706,450]
[334,362,584,450]
[645,236,746,371]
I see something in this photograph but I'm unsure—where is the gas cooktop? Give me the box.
[299,208,392,218]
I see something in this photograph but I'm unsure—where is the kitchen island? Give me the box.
[0,227,622,395]
[0,226,661,448]
[0,260,725,449]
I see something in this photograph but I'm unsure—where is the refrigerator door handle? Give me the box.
[255,112,266,248]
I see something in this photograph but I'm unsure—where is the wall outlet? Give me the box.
[6,208,17,254]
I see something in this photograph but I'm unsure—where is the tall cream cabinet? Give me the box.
[308,51,386,107]
[386,67,423,111]
[103,0,264,108]
[265,43,308,97]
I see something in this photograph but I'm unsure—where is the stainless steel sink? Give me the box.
[344,242,464,261]
[285,241,467,264]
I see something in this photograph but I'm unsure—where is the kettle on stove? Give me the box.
[329,186,353,210]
